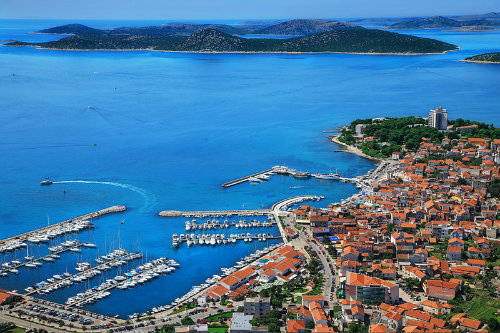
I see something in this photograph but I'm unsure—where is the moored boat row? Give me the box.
[65,257,179,307]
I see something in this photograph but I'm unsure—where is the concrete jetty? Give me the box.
[159,209,272,217]
[0,205,126,246]
[221,168,273,188]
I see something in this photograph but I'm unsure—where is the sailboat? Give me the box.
[24,244,35,261]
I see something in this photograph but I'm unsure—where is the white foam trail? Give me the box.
[53,180,154,210]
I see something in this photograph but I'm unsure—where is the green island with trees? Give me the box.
[463,52,500,63]
[7,24,458,54]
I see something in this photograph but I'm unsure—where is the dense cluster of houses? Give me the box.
[200,245,306,303]
[286,135,500,332]
[181,135,500,333]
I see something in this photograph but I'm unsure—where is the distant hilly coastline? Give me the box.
[462,52,500,64]
[6,25,458,55]
[32,19,362,37]
[389,15,500,29]
[252,19,362,35]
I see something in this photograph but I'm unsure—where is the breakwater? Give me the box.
[0,205,126,246]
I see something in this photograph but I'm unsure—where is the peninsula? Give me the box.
[6,21,458,54]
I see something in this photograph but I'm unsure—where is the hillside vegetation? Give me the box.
[390,15,500,29]
[36,19,363,37]
[339,117,500,159]
[254,19,361,35]
[7,28,458,54]
[464,52,500,63]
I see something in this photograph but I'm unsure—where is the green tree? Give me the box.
[488,179,500,198]
[487,318,500,332]
[162,324,176,333]
[266,322,279,332]
[181,316,195,326]
[348,322,359,333]
[306,321,315,330]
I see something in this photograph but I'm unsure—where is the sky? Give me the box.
[1,0,499,20]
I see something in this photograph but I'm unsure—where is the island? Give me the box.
[462,52,500,64]
[6,25,458,54]
[251,19,362,35]
[389,15,500,29]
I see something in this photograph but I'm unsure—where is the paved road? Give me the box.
[0,312,67,333]
[281,213,336,310]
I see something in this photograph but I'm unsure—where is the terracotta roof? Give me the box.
[287,320,305,333]
[348,272,395,288]
[303,295,324,302]
[459,317,482,330]
[369,324,387,333]
[406,309,431,322]
[313,323,334,333]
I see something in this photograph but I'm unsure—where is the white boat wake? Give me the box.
[52,180,155,211]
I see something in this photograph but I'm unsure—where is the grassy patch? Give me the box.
[296,296,302,304]
[294,225,303,231]
[450,296,500,322]
[429,251,444,260]
[171,304,197,314]
[292,288,307,294]
[208,325,229,333]
[206,312,233,322]
[9,328,26,333]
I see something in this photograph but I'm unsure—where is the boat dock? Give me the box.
[1,242,84,275]
[220,165,366,189]
[175,234,282,247]
[64,257,176,309]
[0,205,127,246]
[159,209,272,217]
[221,168,273,188]
[24,251,137,296]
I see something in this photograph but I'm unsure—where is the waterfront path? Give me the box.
[159,209,272,217]
[272,195,324,211]
[0,205,126,246]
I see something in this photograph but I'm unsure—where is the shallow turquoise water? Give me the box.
[0,20,499,317]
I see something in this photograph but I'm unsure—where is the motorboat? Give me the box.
[40,177,53,186]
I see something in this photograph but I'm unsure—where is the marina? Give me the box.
[220,165,366,189]
[24,249,142,296]
[65,257,180,308]
[136,243,283,318]
[172,232,281,248]
[0,241,85,276]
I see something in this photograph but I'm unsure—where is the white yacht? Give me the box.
[313,173,339,180]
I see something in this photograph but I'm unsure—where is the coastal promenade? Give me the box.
[0,205,126,246]
[158,209,272,217]
[158,195,324,219]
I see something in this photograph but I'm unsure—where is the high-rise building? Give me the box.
[428,106,448,130]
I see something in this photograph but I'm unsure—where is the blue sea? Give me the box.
[0,19,499,317]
